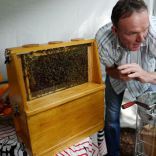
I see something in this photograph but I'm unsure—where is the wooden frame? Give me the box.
[5,39,105,156]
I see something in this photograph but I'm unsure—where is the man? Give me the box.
[95,0,156,155]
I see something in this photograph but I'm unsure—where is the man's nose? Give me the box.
[136,33,145,43]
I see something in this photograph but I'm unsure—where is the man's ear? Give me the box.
[111,26,118,36]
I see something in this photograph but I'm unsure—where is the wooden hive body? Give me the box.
[5,39,105,156]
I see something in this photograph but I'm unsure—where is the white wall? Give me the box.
[0,0,118,81]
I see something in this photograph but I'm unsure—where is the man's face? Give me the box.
[111,10,149,51]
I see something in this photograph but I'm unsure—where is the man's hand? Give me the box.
[118,71,132,82]
[117,63,150,83]
[105,64,131,82]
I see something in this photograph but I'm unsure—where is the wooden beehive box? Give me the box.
[5,39,105,156]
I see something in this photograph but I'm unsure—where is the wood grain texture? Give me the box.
[38,121,104,156]
[92,41,103,84]
[22,44,39,48]
[26,82,105,116]
[27,90,104,155]
[6,39,95,54]
[6,54,31,149]
[48,41,63,44]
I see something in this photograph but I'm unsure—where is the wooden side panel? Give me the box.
[88,46,93,82]
[92,41,103,84]
[6,54,31,150]
[40,122,103,156]
[27,90,104,155]
[26,82,105,116]
[22,55,32,101]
